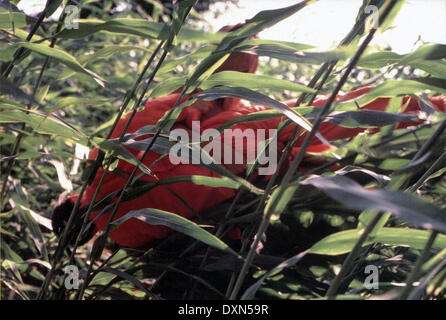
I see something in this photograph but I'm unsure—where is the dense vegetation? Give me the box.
[1,0,446,300]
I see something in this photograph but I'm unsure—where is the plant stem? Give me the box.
[325,112,446,298]
[229,0,397,299]
[407,149,446,193]
[0,2,69,208]
[325,211,381,298]
[76,4,196,299]
[37,37,164,302]
[76,48,172,300]
[399,231,438,300]
[67,41,165,265]
[1,6,47,79]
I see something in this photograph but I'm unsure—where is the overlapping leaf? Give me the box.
[111,208,241,257]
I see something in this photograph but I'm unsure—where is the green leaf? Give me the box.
[158,45,215,75]
[44,0,62,18]
[235,38,315,52]
[301,175,446,233]
[237,45,354,65]
[195,86,329,144]
[216,0,317,52]
[92,137,154,177]
[349,122,446,154]
[150,76,188,98]
[0,12,36,29]
[13,42,106,87]
[211,106,316,133]
[123,134,263,195]
[339,79,446,108]
[56,18,224,43]
[196,87,312,131]
[324,110,417,128]
[52,97,112,109]
[241,249,309,300]
[359,51,402,69]
[58,45,152,81]
[411,60,446,79]
[11,193,49,261]
[378,0,406,33]
[0,107,88,144]
[152,71,316,98]
[101,266,155,298]
[0,79,42,107]
[265,184,298,217]
[124,175,250,203]
[111,208,240,257]
[400,43,446,64]
[185,0,317,90]
[309,227,446,256]
[201,71,316,93]
[358,44,446,78]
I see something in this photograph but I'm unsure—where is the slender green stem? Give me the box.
[325,114,446,299]
[407,150,446,193]
[224,28,351,297]
[67,41,165,265]
[37,39,164,302]
[1,6,47,79]
[0,2,70,208]
[76,4,196,299]
[76,48,173,300]
[412,119,446,163]
[0,55,50,208]
[184,0,373,299]
[224,41,340,300]
[229,7,386,299]
[399,231,438,300]
[325,211,381,298]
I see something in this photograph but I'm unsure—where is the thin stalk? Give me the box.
[325,116,446,298]
[1,2,69,208]
[0,57,47,208]
[229,1,396,299]
[187,161,263,298]
[305,119,440,176]
[76,75,183,300]
[74,55,172,299]
[37,40,165,300]
[189,0,369,297]
[325,211,381,298]
[411,119,446,163]
[428,263,446,298]
[223,44,339,299]
[1,6,47,79]
[67,41,165,265]
[399,231,438,300]
[225,0,381,298]
[412,257,446,300]
[76,4,195,299]
[407,150,446,193]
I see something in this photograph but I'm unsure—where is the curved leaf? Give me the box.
[201,71,316,93]
[111,208,241,258]
[301,175,446,233]
[13,42,106,87]
[310,227,446,256]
